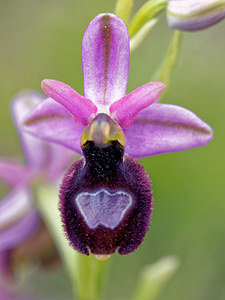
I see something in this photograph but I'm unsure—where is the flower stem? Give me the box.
[115,0,134,24]
[131,256,180,300]
[76,254,109,300]
[35,184,77,280]
[35,184,109,300]
[152,30,182,91]
[128,0,167,38]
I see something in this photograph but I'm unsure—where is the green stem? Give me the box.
[130,18,158,52]
[76,254,109,300]
[35,184,109,300]
[131,256,180,300]
[115,0,134,24]
[128,0,167,38]
[152,30,182,90]
[35,184,77,281]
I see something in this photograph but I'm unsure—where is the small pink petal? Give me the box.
[124,102,213,158]
[82,13,130,106]
[110,82,166,128]
[41,79,97,125]
[23,98,84,154]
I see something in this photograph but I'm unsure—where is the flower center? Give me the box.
[80,113,126,148]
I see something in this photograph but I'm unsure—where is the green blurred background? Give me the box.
[0,1,225,299]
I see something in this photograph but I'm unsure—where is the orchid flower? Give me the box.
[167,0,225,31]
[0,92,73,276]
[23,13,213,258]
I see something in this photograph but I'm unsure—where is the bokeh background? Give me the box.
[0,0,225,300]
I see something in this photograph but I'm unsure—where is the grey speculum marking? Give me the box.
[75,189,132,229]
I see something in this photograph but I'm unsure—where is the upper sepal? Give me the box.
[82,13,130,107]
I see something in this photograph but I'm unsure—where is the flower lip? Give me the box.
[60,140,152,255]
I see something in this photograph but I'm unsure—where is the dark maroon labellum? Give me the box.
[60,140,153,256]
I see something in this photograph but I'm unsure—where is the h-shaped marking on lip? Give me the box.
[75,188,133,229]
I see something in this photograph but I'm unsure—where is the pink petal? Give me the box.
[11,91,50,170]
[0,208,40,251]
[41,79,97,125]
[12,92,77,179]
[0,159,28,187]
[0,187,33,232]
[44,143,77,182]
[167,0,225,31]
[23,98,84,154]
[0,286,32,300]
[82,13,130,107]
[124,102,213,158]
[0,188,40,251]
[110,82,166,128]
[0,251,11,278]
